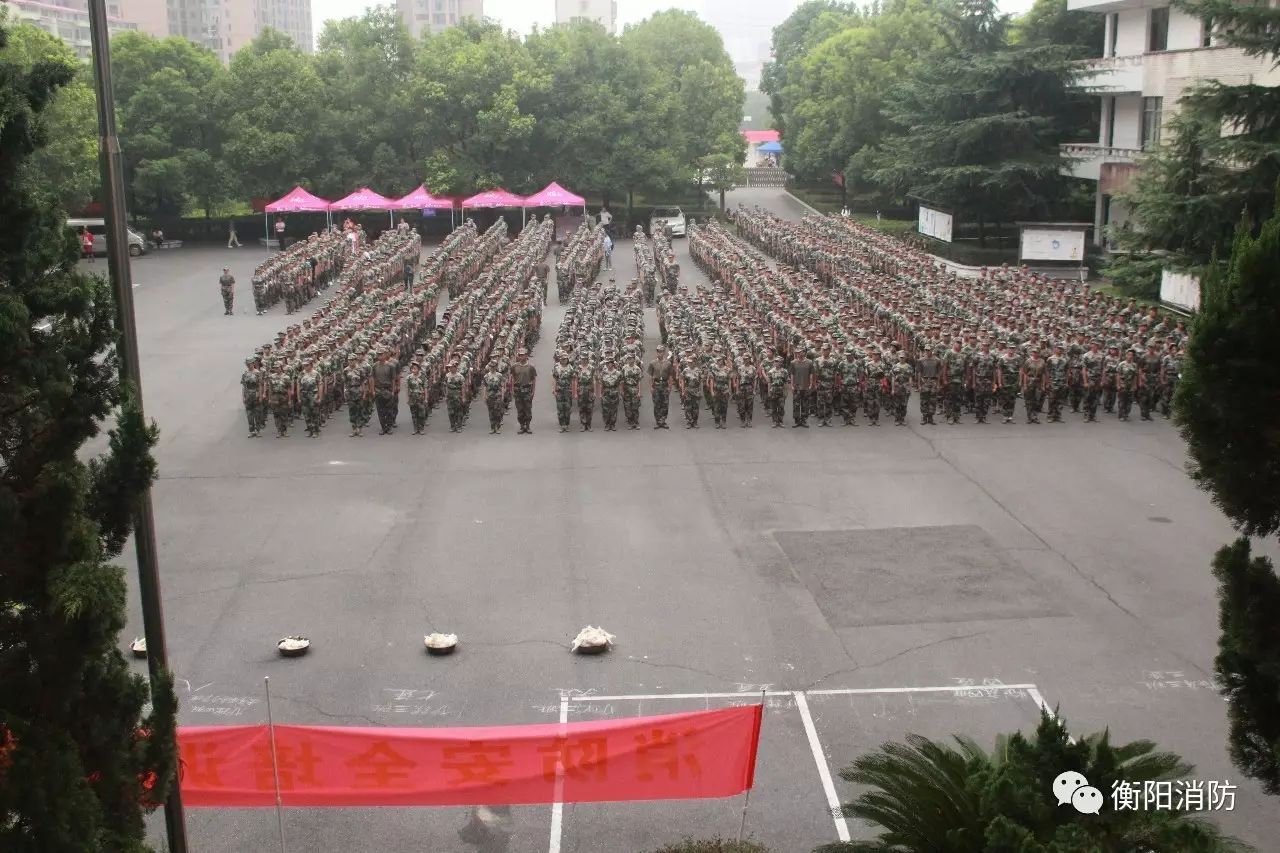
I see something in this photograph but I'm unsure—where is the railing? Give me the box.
[743,168,789,188]
[1060,143,1144,160]
[1075,54,1145,70]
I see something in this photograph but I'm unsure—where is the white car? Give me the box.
[649,206,687,238]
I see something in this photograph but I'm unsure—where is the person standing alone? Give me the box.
[219,267,235,315]
[227,220,241,248]
[274,217,286,251]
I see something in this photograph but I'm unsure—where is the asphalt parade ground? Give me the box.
[107,187,1280,851]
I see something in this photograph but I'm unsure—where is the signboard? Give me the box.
[917,205,953,243]
[1020,227,1086,262]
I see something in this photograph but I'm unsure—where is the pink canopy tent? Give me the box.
[330,187,399,226]
[523,182,586,212]
[263,186,332,240]
[392,185,459,228]
[462,188,529,226]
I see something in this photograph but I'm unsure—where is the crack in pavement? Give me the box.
[800,630,990,692]
[272,693,380,727]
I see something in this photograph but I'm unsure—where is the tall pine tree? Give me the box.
[0,23,177,851]
[869,0,1081,244]
[1175,204,1280,795]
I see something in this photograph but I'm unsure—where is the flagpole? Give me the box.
[264,677,287,853]
[737,689,765,842]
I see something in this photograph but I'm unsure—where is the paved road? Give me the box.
[113,190,1279,851]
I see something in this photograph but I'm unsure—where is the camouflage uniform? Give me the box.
[599,363,623,430]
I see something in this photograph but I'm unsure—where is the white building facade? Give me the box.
[396,0,483,38]
[554,0,616,34]
[5,0,139,59]
[1064,0,1280,246]
[167,0,312,64]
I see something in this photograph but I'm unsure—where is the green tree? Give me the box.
[414,20,545,196]
[817,712,1245,852]
[219,30,325,202]
[1012,0,1104,58]
[761,1,860,137]
[782,0,945,184]
[869,0,1081,243]
[621,10,744,185]
[110,32,228,216]
[1174,205,1280,795]
[0,22,176,851]
[312,9,420,196]
[700,155,745,211]
[0,20,97,211]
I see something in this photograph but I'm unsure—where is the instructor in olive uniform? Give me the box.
[510,349,537,434]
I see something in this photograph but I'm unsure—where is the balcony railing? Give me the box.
[1061,143,1144,160]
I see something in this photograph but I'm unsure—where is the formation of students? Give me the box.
[552,279,647,431]
[554,221,604,303]
[249,230,350,315]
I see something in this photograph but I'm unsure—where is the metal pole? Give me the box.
[737,689,765,842]
[264,678,287,853]
[86,4,188,851]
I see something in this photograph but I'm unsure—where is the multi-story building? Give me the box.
[167,0,312,64]
[4,0,139,59]
[1063,0,1280,247]
[397,0,483,38]
[702,0,795,91]
[554,0,616,34]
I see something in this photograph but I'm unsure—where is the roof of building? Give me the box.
[741,129,781,144]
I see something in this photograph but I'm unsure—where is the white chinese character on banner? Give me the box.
[1143,780,1173,810]
[1208,781,1236,811]
[1179,780,1205,811]
[1111,780,1140,811]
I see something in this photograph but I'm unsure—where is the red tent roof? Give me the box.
[329,187,395,211]
[264,186,331,213]
[524,182,586,207]
[461,189,527,208]
[741,130,781,144]
[390,185,454,210]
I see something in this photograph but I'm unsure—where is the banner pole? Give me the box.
[264,677,287,853]
[737,689,765,842]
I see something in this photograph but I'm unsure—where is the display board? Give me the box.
[1020,227,1086,262]
[917,205,953,243]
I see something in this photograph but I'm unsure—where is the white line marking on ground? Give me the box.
[795,692,851,843]
[547,694,569,853]
[807,683,1037,696]
[1025,687,1055,718]
[570,691,794,702]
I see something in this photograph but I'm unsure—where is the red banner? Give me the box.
[179,705,761,807]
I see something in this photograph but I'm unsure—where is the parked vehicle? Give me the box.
[67,217,148,257]
[648,206,687,238]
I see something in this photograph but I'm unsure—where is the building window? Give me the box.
[1202,16,1213,47]
[1141,96,1163,150]
[1148,7,1169,52]
[433,12,444,24]
[1105,96,1116,147]
[1106,12,1118,56]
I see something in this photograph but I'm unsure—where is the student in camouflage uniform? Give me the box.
[575,355,597,431]
[1021,350,1048,424]
[764,356,788,427]
[969,341,996,424]
[915,348,942,425]
[812,344,837,426]
[1116,349,1140,421]
[298,359,324,437]
[889,352,914,426]
[679,357,702,429]
[942,341,967,424]
[790,350,814,427]
[267,361,294,437]
[622,353,644,429]
[1102,345,1121,414]
[735,357,755,427]
[510,349,537,434]
[599,356,623,431]
[241,356,267,437]
[553,351,575,432]
[219,268,235,315]
[445,360,468,432]
[1138,343,1163,421]
[372,349,400,435]
[863,350,886,426]
[1080,341,1105,422]
[1159,342,1181,418]
[484,364,506,434]
[709,356,733,429]
[344,355,369,437]
[996,343,1022,424]
[406,362,428,434]
[648,346,674,429]
[840,345,861,426]
[1046,344,1070,423]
